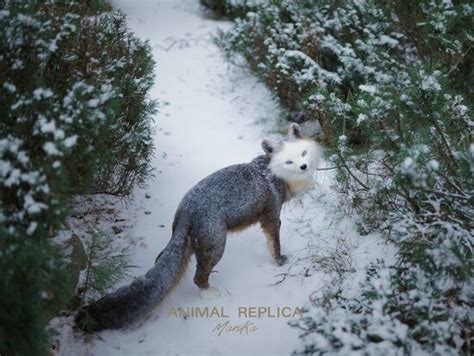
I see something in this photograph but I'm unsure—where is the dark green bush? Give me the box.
[220,0,473,354]
[200,0,260,18]
[0,237,71,356]
[0,1,156,354]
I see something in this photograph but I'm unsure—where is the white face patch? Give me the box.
[269,139,322,183]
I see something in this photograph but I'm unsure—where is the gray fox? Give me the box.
[75,123,322,331]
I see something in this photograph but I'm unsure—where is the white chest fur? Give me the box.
[286,178,312,198]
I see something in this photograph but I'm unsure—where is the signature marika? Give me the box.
[212,320,258,336]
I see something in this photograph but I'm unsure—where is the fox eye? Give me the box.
[302,150,307,157]
[285,160,293,165]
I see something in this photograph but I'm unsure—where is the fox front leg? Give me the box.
[260,213,288,266]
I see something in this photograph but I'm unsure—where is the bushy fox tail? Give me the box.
[75,225,191,332]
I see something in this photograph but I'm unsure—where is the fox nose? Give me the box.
[300,164,307,171]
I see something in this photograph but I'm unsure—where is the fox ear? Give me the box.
[288,123,303,140]
[262,139,279,156]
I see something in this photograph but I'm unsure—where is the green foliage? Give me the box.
[0,236,71,356]
[81,228,131,303]
[200,0,260,18]
[220,0,473,354]
[0,1,156,354]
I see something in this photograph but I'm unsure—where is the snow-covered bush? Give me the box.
[0,1,156,354]
[219,0,473,354]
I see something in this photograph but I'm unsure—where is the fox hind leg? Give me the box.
[193,232,226,299]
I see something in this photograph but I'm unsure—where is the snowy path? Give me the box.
[58,1,389,355]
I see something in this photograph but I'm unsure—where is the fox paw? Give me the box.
[276,254,288,266]
[199,287,221,300]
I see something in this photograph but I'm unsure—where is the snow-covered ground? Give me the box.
[54,1,392,355]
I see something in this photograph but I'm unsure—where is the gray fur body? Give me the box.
[76,155,290,331]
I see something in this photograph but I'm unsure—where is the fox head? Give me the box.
[262,123,322,183]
